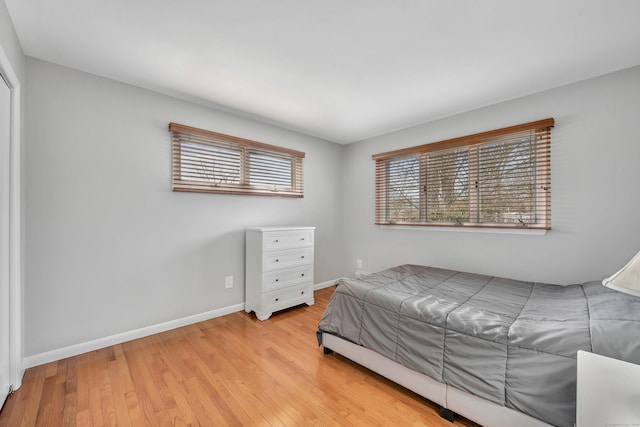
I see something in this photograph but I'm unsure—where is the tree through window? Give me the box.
[373,119,553,229]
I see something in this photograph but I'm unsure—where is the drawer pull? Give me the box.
[301,291,305,295]
[275,298,279,302]
[301,273,305,277]
[275,239,279,243]
[301,256,305,259]
[275,259,279,262]
[275,279,279,282]
[301,238,305,241]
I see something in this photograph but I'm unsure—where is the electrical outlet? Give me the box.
[225,276,233,289]
[356,259,363,269]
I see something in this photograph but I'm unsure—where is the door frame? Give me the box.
[0,45,23,394]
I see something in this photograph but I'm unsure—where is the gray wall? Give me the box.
[0,0,23,80]
[24,58,344,356]
[19,47,640,358]
[341,66,640,285]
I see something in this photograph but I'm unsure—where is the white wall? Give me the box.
[24,58,344,357]
[342,66,640,285]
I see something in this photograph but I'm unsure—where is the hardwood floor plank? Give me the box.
[60,359,78,426]
[8,365,47,427]
[33,374,53,427]
[122,342,167,425]
[108,357,133,427]
[1,286,479,427]
[86,351,106,427]
[74,353,90,425]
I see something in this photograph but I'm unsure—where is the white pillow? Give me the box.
[602,249,640,297]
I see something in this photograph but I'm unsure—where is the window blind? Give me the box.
[373,118,553,229]
[170,123,305,197]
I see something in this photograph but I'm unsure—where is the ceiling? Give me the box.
[6,1,640,144]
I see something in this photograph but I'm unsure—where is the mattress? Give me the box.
[317,265,640,427]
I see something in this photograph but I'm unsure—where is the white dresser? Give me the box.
[245,226,315,320]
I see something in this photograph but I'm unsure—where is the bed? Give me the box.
[317,264,640,427]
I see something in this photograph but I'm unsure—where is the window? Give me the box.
[169,123,304,197]
[373,118,553,229]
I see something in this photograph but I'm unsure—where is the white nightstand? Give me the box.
[576,350,640,427]
[245,226,315,320]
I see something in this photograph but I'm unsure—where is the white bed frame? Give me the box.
[322,332,552,427]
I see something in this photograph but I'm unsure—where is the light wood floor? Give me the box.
[0,286,479,426]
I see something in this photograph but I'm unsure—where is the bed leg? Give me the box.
[323,346,333,355]
[439,407,455,423]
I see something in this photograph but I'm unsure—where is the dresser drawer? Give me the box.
[263,247,313,271]
[263,230,313,251]
[263,265,313,291]
[262,283,313,310]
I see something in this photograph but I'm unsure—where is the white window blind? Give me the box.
[170,123,304,197]
[373,118,553,229]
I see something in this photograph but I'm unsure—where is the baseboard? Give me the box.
[23,279,344,369]
[23,302,246,369]
[314,277,344,290]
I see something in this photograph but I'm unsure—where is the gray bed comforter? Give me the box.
[317,265,640,427]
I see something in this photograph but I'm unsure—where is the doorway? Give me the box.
[0,72,11,407]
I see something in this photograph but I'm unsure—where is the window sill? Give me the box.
[378,225,547,235]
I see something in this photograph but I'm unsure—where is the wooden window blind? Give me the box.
[170,123,305,197]
[373,118,554,229]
